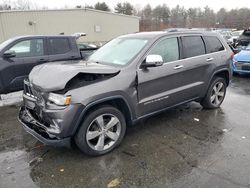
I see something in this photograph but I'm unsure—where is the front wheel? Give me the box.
[75,106,126,156]
[201,77,227,109]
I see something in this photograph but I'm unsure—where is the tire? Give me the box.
[201,77,227,109]
[75,105,126,156]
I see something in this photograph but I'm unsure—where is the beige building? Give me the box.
[0,8,139,44]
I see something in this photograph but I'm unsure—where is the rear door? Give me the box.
[178,35,214,98]
[47,37,75,61]
[3,38,47,91]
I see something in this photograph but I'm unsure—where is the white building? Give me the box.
[0,8,140,44]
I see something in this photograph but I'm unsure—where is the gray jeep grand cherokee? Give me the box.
[19,31,233,156]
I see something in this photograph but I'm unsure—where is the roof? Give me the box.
[9,35,76,40]
[120,30,218,39]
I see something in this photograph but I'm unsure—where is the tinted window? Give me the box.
[204,36,225,53]
[182,36,205,58]
[49,38,71,55]
[8,39,44,58]
[149,37,179,63]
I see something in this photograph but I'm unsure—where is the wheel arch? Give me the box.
[72,96,134,136]
[200,68,230,101]
[212,69,230,86]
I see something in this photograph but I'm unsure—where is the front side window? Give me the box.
[89,38,148,66]
[149,37,179,63]
[204,36,225,53]
[8,39,44,58]
[182,36,205,58]
[49,38,71,55]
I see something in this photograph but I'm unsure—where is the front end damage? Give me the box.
[18,61,120,147]
[19,106,71,147]
[18,80,84,147]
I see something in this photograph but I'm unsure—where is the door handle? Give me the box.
[38,59,47,63]
[206,57,214,62]
[174,65,184,70]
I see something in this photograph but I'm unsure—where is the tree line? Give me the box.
[1,1,250,30]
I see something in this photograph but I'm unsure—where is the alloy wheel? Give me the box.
[210,81,225,106]
[86,114,121,151]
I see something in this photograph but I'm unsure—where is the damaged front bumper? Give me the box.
[18,80,84,148]
[18,106,71,147]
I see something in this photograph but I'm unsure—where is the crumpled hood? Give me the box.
[234,50,250,62]
[29,60,120,92]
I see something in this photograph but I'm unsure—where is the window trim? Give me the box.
[137,34,228,70]
[48,37,71,55]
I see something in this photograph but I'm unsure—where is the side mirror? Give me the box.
[3,50,16,58]
[142,54,163,68]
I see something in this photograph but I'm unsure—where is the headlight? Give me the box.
[48,93,71,106]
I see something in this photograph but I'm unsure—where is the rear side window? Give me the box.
[149,37,179,63]
[182,36,205,58]
[48,38,71,55]
[203,36,225,53]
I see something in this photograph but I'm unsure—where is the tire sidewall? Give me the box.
[206,77,227,108]
[75,106,126,156]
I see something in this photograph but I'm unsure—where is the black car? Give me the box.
[0,35,96,94]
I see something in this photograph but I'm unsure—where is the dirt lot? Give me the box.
[0,76,250,188]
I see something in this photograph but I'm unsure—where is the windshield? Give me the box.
[88,38,148,66]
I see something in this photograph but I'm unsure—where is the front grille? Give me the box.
[234,62,250,71]
[24,80,45,105]
[24,79,37,99]
[23,80,50,128]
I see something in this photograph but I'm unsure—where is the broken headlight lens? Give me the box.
[48,93,71,106]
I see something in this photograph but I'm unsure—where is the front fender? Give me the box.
[71,95,135,136]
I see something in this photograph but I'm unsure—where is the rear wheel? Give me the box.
[201,77,227,109]
[75,106,126,156]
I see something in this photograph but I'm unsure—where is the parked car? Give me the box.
[228,30,244,44]
[232,43,250,74]
[0,35,96,94]
[234,29,250,47]
[216,30,233,45]
[19,31,233,156]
